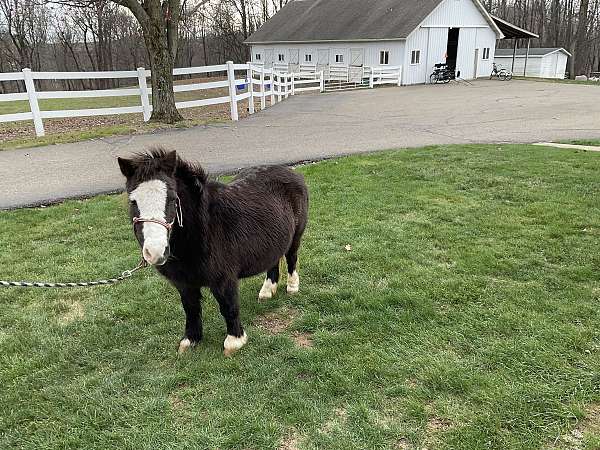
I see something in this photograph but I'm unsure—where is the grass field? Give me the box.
[1,144,600,449]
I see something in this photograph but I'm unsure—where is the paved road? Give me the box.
[1,80,599,209]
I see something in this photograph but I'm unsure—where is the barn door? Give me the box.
[350,48,364,66]
[317,49,330,78]
[289,49,300,72]
[265,49,274,67]
[317,49,330,65]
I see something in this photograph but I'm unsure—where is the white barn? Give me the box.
[245,0,505,85]
[494,48,570,79]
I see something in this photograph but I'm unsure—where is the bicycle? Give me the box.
[490,63,513,81]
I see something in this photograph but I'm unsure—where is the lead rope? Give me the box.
[0,258,148,288]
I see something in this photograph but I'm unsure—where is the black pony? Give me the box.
[118,148,309,356]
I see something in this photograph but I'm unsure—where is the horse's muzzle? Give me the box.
[142,245,170,266]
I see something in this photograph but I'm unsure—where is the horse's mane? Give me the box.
[131,147,208,187]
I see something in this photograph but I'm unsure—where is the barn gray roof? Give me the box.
[495,47,572,57]
[246,0,447,44]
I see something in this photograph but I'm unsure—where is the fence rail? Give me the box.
[1,61,401,138]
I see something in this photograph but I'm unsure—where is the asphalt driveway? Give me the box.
[1,79,599,209]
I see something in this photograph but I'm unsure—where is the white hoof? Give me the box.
[287,271,299,294]
[224,331,248,357]
[258,278,278,300]
[178,338,194,355]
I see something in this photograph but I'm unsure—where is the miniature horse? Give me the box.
[118,148,308,356]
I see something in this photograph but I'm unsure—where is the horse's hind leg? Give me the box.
[286,239,302,294]
[259,263,280,301]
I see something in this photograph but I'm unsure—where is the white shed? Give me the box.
[246,0,505,85]
[494,48,570,79]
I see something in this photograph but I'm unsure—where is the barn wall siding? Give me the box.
[404,28,430,85]
[251,42,406,68]
[425,28,449,81]
[475,27,497,77]
[421,0,489,27]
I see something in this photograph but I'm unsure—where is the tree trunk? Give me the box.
[144,28,182,123]
[116,0,183,123]
[576,0,590,76]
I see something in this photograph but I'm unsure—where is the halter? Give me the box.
[132,194,184,231]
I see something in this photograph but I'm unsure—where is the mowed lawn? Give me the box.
[1,145,600,450]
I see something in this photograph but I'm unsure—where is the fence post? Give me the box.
[226,61,239,121]
[22,68,44,137]
[285,74,290,99]
[319,71,324,92]
[370,70,375,89]
[291,74,295,95]
[247,63,255,115]
[260,67,266,110]
[137,67,151,121]
[397,66,402,87]
[270,71,276,105]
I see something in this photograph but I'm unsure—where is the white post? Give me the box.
[397,66,402,87]
[370,69,375,89]
[22,68,44,137]
[291,74,295,95]
[226,61,239,121]
[137,67,151,121]
[270,71,276,105]
[285,74,290,99]
[247,63,255,115]
[319,71,325,92]
[260,67,266,110]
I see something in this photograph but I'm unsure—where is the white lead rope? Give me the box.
[0,259,147,288]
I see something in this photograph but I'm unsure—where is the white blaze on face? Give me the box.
[130,179,169,265]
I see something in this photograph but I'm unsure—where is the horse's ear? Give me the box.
[164,150,177,176]
[118,157,136,178]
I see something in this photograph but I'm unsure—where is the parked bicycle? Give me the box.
[490,63,513,81]
[430,63,455,84]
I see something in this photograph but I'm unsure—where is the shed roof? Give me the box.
[495,47,572,57]
[491,15,539,39]
[246,0,500,44]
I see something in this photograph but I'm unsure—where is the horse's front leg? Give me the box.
[211,278,247,357]
[175,284,203,354]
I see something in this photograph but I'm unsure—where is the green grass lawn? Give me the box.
[1,144,600,449]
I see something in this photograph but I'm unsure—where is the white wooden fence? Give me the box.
[0,61,401,138]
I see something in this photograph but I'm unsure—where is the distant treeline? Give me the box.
[487,0,600,76]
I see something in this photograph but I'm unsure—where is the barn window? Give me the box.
[305,54,312,63]
[411,50,421,65]
[278,54,285,62]
[255,53,262,61]
[335,54,344,63]
[379,50,390,65]
[482,48,490,60]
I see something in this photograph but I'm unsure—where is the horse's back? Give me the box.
[233,165,308,221]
